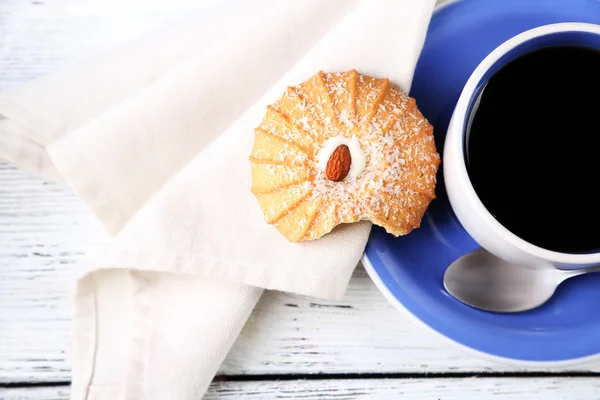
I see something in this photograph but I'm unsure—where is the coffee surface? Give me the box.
[466,45,600,253]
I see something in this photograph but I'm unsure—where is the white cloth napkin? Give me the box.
[0,0,435,399]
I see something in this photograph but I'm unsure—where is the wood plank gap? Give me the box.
[0,381,70,388]
[4,371,600,388]
[216,372,600,381]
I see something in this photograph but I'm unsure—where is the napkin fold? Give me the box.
[0,0,435,399]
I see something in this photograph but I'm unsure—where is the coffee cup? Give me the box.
[444,22,600,270]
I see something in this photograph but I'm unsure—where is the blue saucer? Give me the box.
[363,0,600,364]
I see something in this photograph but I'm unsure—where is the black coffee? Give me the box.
[466,45,600,254]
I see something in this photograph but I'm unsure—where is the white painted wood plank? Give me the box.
[2,164,600,384]
[0,0,229,90]
[4,378,600,400]
[1,386,71,400]
[208,377,600,399]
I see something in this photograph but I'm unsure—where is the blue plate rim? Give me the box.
[361,254,600,367]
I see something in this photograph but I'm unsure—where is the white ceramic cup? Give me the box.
[444,22,600,270]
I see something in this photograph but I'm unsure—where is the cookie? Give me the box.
[250,70,440,242]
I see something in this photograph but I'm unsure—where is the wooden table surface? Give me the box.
[1,0,600,398]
